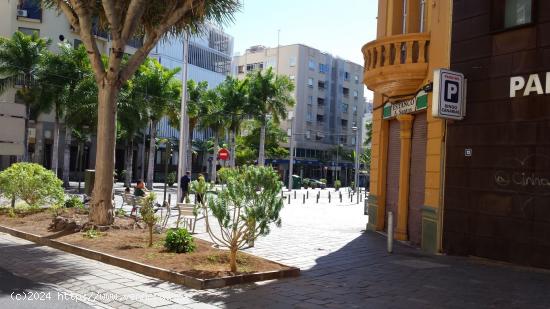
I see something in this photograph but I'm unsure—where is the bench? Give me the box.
[122,194,142,218]
[176,203,198,233]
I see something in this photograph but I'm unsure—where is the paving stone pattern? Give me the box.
[2,187,550,308]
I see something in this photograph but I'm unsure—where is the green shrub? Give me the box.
[0,163,64,208]
[83,228,100,239]
[164,228,196,253]
[64,195,84,208]
[49,204,65,217]
[166,172,176,187]
[335,180,342,190]
[115,208,126,217]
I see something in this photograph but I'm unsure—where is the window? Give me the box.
[344,72,350,81]
[317,97,325,105]
[353,90,358,98]
[18,27,39,36]
[308,78,314,87]
[343,87,350,97]
[352,105,357,114]
[316,134,323,141]
[306,111,313,122]
[318,81,325,90]
[340,136,347,144]
[308,96,313,105]
[342,104,349,113]
[492,0,533,30]
[306,130,311,139]
[354,75,359,84]
[308,59,316,70]
[289,56,297,67]
[319,63,329,74]
[341,119,348,127]
[17,0,42,20]
[351,136,357,145]
[316,114,324,122]
[238,65,244,74]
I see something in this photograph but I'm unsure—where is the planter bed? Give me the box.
[0,209,300,289]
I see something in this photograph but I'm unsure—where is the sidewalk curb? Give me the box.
[0,225,300,290]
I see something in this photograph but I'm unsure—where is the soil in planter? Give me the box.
[58,229,288,279]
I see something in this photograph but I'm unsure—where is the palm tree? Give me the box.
[118,77,147,187]
[133,58,181,189]
[200,88,226,182]
[0,31,51,161]
[218,76,248,168]
[247,67,295,167]
[167,80,209,172]
[35,43,90,177]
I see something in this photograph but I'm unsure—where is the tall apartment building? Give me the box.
[234,44,367,184]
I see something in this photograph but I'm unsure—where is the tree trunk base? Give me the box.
[89,199,114,225]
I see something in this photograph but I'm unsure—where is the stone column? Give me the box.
[395,114,414,241]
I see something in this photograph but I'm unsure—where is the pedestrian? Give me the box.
[134,180,148,197]
[180,171,191,202]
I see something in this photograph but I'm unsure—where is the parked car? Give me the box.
[311,179,326,189]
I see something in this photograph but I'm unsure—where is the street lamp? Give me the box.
[287,111,295,192]
[176,34,190,204]
[352,126,360,191]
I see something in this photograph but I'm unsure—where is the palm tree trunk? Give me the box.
[62,125,72,187]
[146,120,158,190]
[258,123,266,167]
[51,113,60,176]
[212,133,219,183]
[124,139,133,187]
[188,124,194,173]
[89,84,118,225]
[230,127,237,168]
[22,96,30,162]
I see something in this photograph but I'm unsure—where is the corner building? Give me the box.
[362,0,451,252]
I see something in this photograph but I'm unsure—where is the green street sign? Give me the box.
[383,93,428,120]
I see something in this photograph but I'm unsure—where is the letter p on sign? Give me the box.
[445,80,459,103]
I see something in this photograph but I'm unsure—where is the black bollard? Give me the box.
[316,194,319,204]
[303,194,306,204]
[340,192,342,203]
[307,190,309,199]
[288,195,291,204]
[328,191,331,203]
[294,190,297,199]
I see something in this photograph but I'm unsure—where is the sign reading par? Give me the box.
[432,69,466,120]
[510,72,550,98]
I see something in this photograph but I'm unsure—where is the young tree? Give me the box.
[139,192,159,247]
[42,0,240,225]
[0,31,51,162]
[133,58,181,189]
[203,166,283,272]
[236,119,289,166]
[247,68,294,167]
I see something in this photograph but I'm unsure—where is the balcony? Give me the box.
[362,33,430,99]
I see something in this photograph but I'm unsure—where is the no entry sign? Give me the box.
[218,148,230,161]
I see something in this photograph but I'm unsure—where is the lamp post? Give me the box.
[287,111,295,192]
[176,34,190,204]
[352,126,360,191]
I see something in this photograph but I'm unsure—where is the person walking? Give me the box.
[180,171,191,202]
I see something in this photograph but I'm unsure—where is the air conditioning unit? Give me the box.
[17,9,28,17]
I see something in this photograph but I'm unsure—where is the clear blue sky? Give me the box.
[223,0,378,69]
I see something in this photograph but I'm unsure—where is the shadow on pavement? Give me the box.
[187,231,550,308]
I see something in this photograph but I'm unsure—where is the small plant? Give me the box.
[115,208,126,217]
[166,172,176,187]
[0,163,64,208]
[7,208,16,218]
[83,228,100,239]
[64,195,84,208]
[49,204,65,217]
[140,192,159,247]
[335,180,342,191]
[164,228,196,253]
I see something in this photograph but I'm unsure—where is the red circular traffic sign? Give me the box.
[218,148,230,161]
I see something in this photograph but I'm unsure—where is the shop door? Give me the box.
[408,113,427,245]
[385,119,401,231]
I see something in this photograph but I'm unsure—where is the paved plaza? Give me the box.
[1,186,550,308]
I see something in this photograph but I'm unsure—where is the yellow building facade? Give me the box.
[362,0,452,252]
